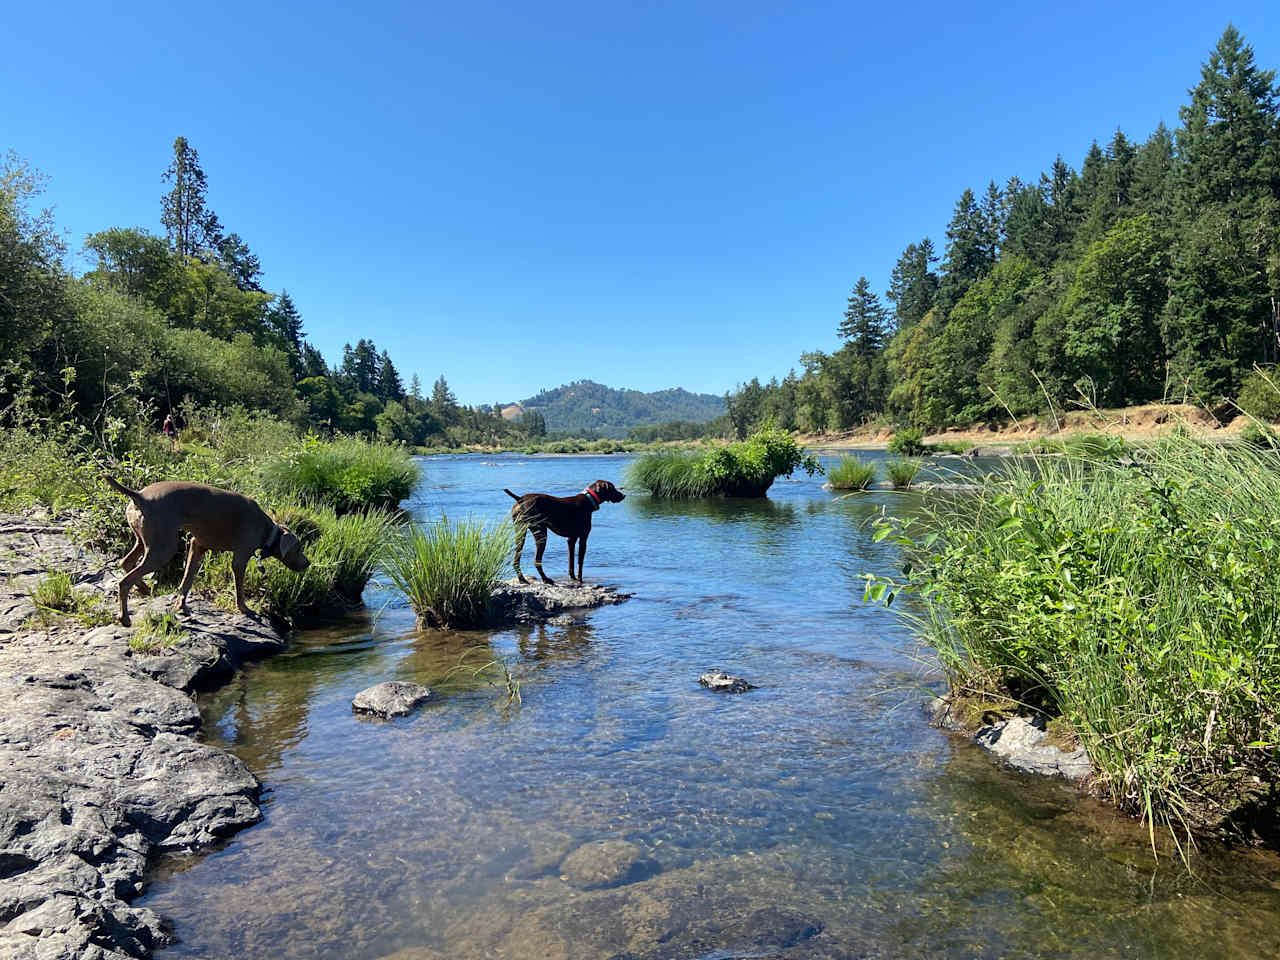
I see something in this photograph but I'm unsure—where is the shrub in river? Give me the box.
[887,428,928,456]
[628,427,821,498]
[865,435,1280,846]
[261,436,419,513]
[827,456,876,491]
[380,517,513,628]
[885,459,921,489]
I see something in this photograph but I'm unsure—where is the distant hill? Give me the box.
[518,380,725,438]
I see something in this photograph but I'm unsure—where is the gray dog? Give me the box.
[105,477,310,626]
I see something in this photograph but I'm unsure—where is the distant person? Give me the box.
[162,414,178,451]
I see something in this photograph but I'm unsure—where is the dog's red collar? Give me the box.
[582,488,601,510]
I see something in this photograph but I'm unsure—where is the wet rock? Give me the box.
[0,514,283,960]
[929,697,1092,782]
[972,716,1092,781]
[487,580,632,627]
[699,671,756,694]
[353,681,433,719]
[560,840,661,890]
[719,906,825,950]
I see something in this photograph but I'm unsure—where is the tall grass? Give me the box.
[381,517,513,628]
[866,434,1280,845]
[198,504,396,620]
[827,456,876,490]
[885,459,921,489]
[628,427,820,498]
[627,451,720,498]
[260,436,419,513]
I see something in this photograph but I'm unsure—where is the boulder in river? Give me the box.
[699,670,756,694]
[352,681,432,719]
[559,839,660,890]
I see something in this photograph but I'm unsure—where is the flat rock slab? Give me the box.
[929,697,1092,782]
[0,513,287,960]
[486,579,632,626]
[559,839,660,890]
[699,670,756,694]
[353,681,432,719]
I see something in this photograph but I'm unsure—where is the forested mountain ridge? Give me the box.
[519,380,725,437]
[724,25,1280,438]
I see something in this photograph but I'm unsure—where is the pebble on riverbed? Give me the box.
[699,670,756,693]
[352,681,433,719]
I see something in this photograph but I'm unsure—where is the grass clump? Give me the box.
[827,456,876,491]
[29,571,114,627]
[198,504,396,621]
[885,459,922,489]
[628,427,821,498]
[887,428,928,456]
[260,436,419,514]
[865,433,1280,848]
[381,517,513,628]
[129,611,190,654]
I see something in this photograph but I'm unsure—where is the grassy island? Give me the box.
[627,428,821,498]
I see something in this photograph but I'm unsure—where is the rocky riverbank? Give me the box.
[0,514,286,959]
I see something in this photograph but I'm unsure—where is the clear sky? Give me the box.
[4,2,1277,405]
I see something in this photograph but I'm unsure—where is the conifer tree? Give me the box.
[887,239,939,327]
[938,188,995,310]
[160,136,222,258]
[839,277,888,356]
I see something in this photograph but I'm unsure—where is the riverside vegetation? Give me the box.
[628,427,821,498]
[865,423,1280,849]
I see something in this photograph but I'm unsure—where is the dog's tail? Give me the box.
[503,488,521,501]
[103,475,146,505]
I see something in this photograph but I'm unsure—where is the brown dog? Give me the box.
[504,480,625,584]
[105,477,310,626]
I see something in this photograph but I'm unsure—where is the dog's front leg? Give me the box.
[231,551,257,618]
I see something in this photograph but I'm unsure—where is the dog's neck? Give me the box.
[582,488,601,511]
[260,524,282,559]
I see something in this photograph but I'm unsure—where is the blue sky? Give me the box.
[4,2,1277,405]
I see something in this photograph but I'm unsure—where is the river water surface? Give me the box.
[141,453,1280,959]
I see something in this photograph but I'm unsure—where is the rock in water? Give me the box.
[699,670,756,694]
[559,839,660,890]
[352,681,432,719]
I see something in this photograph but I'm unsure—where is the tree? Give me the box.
[838,276,888,355]
[217,232,263,291]
[1177,25,1279,217]
[268,290,304,368]
[431,375,458,425]
[1062,216,1169,406]
[938,188,995,310]
[84,227,178,305]
[378,349,404,401]
[160,136,222,259]
[886,239,938,328]
[979,180,1005,262]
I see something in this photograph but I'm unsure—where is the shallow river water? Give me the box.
[141,453,1280,959]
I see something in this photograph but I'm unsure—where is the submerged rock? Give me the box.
[353,681,432,719]
[929,697,1092,782]
[699,670,756,694]
[486,579,631,627]
[559,839,660,890]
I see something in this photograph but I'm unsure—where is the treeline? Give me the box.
[0,139,548,447]
[726,26,1280,436]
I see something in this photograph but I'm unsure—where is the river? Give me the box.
[139,452,1280,959]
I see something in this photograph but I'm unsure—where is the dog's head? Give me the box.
[589,480,625,503]
[274,526,311,572]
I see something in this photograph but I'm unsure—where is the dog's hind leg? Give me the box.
[121,534,143,574]
[174,540,208,615]
[513,525,529,584]
[576,536,587,583]
[118,536,179,627]
[532,528,554,584]
[566,537,576,581]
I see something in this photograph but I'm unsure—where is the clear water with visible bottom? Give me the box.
[140,453,1280,959]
